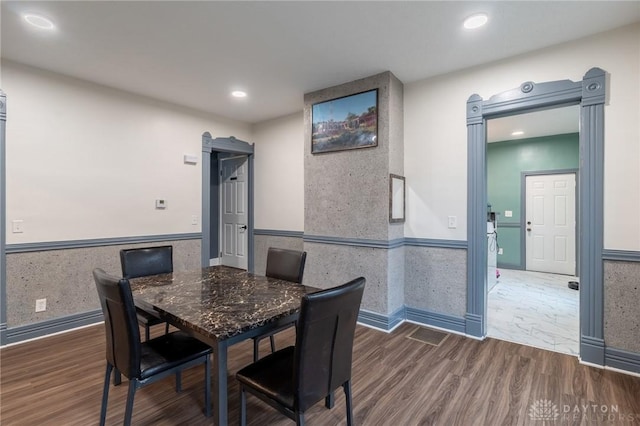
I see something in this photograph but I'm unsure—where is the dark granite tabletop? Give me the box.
[130,265,319,342]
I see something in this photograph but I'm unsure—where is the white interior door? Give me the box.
[525,173,576,275]
[220,156,248,269]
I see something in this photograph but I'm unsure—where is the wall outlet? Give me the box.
[12,220,24,233]
[35,298,47,312]
[191,215,198,225]
[498,248,504,255]
[448,216,457,229]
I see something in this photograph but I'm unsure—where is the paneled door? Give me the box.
[525,173,576,275]
[220,156,248,269]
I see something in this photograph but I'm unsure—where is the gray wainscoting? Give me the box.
[404,245,467,318]
[2,235,201,345]
[303,241,398,314]
[603,260,640,354]
[5,228,640,376]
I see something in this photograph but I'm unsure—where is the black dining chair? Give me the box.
[237,276,365,426]
[93,268,212,426]
[253,247,307,361]
[120,245,173,341]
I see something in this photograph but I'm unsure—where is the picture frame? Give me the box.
[311,89,378,154]
[389,174,405,223]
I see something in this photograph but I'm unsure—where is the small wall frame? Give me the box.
[389,174,405,223]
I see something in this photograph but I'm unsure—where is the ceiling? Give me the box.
[2,1,639,124]
[487,105,580,143]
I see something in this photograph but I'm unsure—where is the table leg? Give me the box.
[213,341,228,426]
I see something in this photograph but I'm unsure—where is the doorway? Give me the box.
[201,133,255,272]
[485,109,580,355]
[466,68,608,366]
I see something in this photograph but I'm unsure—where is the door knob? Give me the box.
[239,225,247,230]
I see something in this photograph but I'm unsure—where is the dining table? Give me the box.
[129,265,320,426]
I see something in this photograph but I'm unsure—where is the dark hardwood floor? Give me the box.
[1,322,639,425]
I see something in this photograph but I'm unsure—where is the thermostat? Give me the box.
[156,199,167,209]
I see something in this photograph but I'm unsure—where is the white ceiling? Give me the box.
[2,1,639,124]
[487,105,580,143]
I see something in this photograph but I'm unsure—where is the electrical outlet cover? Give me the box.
[12,220,24,233]
[35,298,47,312]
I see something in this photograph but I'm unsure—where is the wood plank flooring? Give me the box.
[1,322,639,425]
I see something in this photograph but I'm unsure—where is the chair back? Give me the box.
[293,277,365,412]
[120,246,173,279]
[93,268,142,379]
[265,247,307,283]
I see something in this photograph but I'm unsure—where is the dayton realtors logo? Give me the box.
[529,400,638,423]
[529,400,560,421]
[562,404,637,422]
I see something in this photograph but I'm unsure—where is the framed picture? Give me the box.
[389,174,405,223]
[311,89,378,154]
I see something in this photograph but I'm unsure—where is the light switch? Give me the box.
[184,154,198,164]
[504,210,513,218]
[448,216,457,229]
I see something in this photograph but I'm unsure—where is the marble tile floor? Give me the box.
[487,268,579,356]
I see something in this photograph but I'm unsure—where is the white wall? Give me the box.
[15,23,635,247]
[252,112,304,232]
[3,60,252,243]
[404,23,640,250]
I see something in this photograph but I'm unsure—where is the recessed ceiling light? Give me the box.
[511,130,525,136]
[463,13,488,30]
[231,91,247,98]
[23,13,55,30]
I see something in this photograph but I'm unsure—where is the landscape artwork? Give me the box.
[311,89,378,153]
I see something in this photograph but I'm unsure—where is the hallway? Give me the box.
[488,268,579,355]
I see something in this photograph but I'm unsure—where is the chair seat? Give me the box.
[136,307,164,327]
[236,346,295,409]
[140,331,212,380]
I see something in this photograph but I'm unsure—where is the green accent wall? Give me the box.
[487,133,579,269]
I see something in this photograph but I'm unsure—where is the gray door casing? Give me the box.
[0,90,6,345]
[466,68,607,365]
[201,133,255,273]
